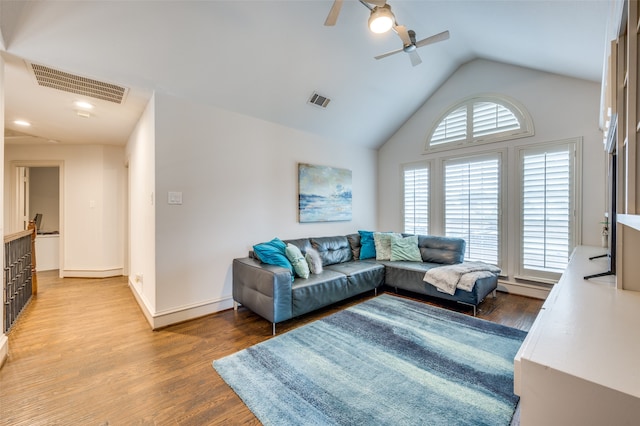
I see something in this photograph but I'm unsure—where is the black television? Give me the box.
[585,114,617,279]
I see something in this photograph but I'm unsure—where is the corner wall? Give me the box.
[3,144,126,277]
[146,92,377,327]
[378,59,605,296]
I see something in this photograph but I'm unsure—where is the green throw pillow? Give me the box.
[285,243,310,279]
[390,235,422,262]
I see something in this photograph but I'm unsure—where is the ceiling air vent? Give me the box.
[308,92,331,109]
[28,62,128,104]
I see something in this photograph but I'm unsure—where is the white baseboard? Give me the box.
[127,278,234,330]
[151,297,234,329]
[498,280,550,299]
[62,268,123,278]
[0,334,8,369]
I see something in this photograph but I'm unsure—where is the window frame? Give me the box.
[402,161,432,235]
[515,138,582,283]
[425,94,534,153]
[441,150,506,269]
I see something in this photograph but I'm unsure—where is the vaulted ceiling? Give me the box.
[0,0,615,150]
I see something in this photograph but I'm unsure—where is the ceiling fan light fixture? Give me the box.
[368,5,394,34]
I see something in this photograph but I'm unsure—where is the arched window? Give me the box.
[426,95,533,151]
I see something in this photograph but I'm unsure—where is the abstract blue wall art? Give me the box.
[298,163,352,223]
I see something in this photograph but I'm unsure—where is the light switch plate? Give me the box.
[168,191,182,205]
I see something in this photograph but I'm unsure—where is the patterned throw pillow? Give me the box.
[390,235,423,262]
[374,232,403,260]
[285,243,310,279]
[305,247,323,274]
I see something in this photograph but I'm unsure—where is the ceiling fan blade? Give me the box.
[324,0,343,26]
[394,25,412,46]
[409,50,422,67]
[415,30,450,48]
[374,48,404,60]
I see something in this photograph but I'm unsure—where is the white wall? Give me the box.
[4,144,126,277]
[0,53,8,365]
[378,59,606,290]
[141,92,377,326]
[126,94,156,314]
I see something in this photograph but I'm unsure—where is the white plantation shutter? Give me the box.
[430,106,467,146]
[427,97,532,150]
[404,166,429,234]
[473,102,520,137]
[445,155,500,264]
[521,146,573,274]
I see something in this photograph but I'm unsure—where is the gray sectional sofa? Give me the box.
[232,233,498,334]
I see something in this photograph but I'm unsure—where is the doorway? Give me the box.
[11,161,64,274]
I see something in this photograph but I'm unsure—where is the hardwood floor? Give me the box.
[0,271,543,425]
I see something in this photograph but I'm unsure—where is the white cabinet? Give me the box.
[35,234,59,271]
[514,246,640,425]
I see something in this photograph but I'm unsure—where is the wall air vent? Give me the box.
[28,62,128,104]
[308,92,331,109]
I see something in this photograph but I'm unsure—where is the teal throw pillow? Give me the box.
[285,243,310,279]
[253,238,294,274]
[374,232,403,260]
[358,230,376,259]
[390,235,422,262]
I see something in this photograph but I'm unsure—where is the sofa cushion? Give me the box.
[285,243,310,279]
[346,233,361,260]
[417,235,466,265]
[390,234,422,262]
[374,232,402,260]
[358,230,376,259]
[253,238,294,274]
[311,236,353,266]
[284,238,312,255]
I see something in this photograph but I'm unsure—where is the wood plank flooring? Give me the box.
[0,271,543,425]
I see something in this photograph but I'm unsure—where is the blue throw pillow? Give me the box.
[253,238,294,274]
[358,230,376,259]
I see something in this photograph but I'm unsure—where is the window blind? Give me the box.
[473,102,520,137]
[404,166,429,234]
[431,106,467,145]
[522,148,572,273]
[445,156,500,264]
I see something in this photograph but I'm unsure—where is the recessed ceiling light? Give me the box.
[14,120,31,127]
[74,100,94,109]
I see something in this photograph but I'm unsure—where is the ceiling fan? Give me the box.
[324,0,388,27]
[375,26,450,67]
[324,0,450,67]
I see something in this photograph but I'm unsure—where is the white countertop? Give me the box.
[517,246,640,398]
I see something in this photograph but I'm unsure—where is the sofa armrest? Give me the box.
[232,257,293,323]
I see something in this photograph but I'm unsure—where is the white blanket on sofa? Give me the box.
[423,261,501,295]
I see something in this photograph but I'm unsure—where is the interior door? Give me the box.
[16,166,30,230]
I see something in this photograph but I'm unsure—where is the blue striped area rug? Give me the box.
[213,294,526,425]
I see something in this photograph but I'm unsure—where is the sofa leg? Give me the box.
[473,305,477,316]
[493,289,497,298]
[233,301,238,311]
[272,323,276,336]
[374,288,378,296]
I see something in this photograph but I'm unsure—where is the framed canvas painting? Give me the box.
[298,163,352,223]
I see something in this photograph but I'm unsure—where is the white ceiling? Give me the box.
[0,0,615,150]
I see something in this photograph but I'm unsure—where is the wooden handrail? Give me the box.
[4,229,33,244]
